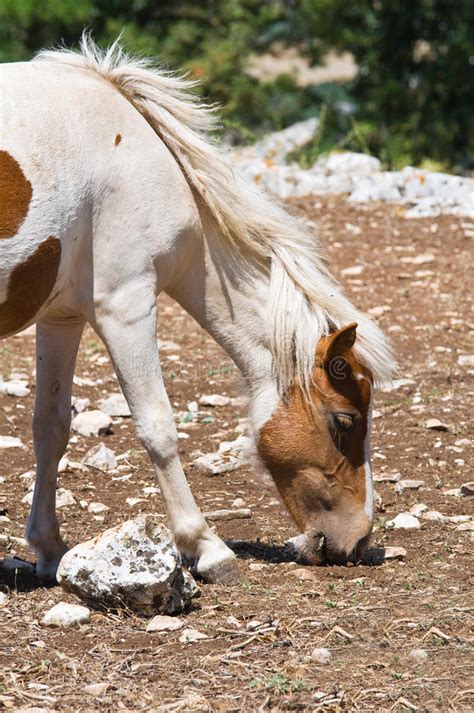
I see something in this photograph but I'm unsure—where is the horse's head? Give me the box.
[258,323,374,565]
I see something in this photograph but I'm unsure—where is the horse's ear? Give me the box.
[323,322,358,364]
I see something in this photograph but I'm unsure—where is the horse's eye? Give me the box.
[333,413,355,432]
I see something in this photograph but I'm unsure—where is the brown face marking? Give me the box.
[258,324,373,559]
[0,237,61,337]
[115,133,122,146]
[0,151,33,239]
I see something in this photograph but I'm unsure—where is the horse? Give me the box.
[0,36,394,583]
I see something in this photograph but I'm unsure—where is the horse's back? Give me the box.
[0,60,175,337]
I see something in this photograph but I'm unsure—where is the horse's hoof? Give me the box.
[196,555,241,584]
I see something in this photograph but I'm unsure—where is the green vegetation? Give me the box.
[1,0,472,170]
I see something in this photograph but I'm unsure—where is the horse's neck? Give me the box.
[166,224,279,427]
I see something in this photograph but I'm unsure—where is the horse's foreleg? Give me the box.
[94,301,239,583]
[26,319,84,579]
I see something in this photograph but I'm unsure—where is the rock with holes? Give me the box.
[57,515,199,616]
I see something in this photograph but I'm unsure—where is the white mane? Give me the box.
[36,34,395,391]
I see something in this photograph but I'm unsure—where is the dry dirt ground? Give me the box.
[0,196,473,711]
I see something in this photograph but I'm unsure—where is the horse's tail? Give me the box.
[36,34,395,390]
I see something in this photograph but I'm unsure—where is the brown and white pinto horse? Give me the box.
[0,37,394,582]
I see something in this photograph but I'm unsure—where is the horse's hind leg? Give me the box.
[93,295,239,583]
[26,318,84,580]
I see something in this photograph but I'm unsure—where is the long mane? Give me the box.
[36,34,395,392]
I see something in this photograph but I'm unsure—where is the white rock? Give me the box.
[395,479,425,493]
[179,627,208,643]
[146,615,184,632]
[82,443,117,471]
[424,418,449,431]
[199,394,231,407]
[126,497,145,507]
[379,378,415,392]
[238,117,319,162]
[87,502,109,514]
[374,472,401,483]
[232,497,246,508]
[387,513,421,530]
[187,401,198,413]
[71,410,112,437]
[56,489,76,509]
[340,265,364,277]
[41,602,90,628]
[456,521,474,531]
[0,435,24,449]
[0,592,9,607]
[71,396,91,414]
[409,503,428,517]
[57,515,199,615]
[316,151,381,176]
[98,393,131,418]
[409,648,428,664]
[311,647,332,664]
[422,510,449,524]
[193,453,240,475]
[457,355,474,367]
[384,546,407,561]
[0,379,30,397]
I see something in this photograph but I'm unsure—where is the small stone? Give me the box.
[41,602,91,628]
[0,592,8,607]
[82,443,117,472]
[395,479,425,493]
[409,503,428,517]
[374,472,401,483]
[146,615,184,632]
[71,410,112,437]
[193,453,240,475]
[456,521,474,531]
[408,648,428,664]
[288,567,319,582]
[0,379,30,397]
[424,418,449,431]
[179,627,208,643]
[0,436,24,449]
[199,394,231,407]
[56,489,76,509]
[84,683,109,696]
[461,482,474,497]
[341,265,363,277]
[98,393,131,418]
[71,396,91,414]
[368,305,391,318]
[457,355,474,367]
[423,510,449,523]
[187,401,198,413]
[87,502,109,514]
[249,563,266,572]
[126,497,145,507]
[387,513,421,530]
[374,490,383,510]
[232,497,246,508]
[384,546,407,561]
[311,647,331,664]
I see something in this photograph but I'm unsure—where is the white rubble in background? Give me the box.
[57,515,199,616]
[193,435,252,475]
[232,119,474,217]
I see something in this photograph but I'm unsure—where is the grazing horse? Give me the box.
[0,37,394,582]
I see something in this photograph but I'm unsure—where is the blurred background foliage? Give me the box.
[1,0,473,171]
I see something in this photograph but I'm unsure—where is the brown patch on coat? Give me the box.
[0,237,61,337]
[0,151,33,239]
[258,324,373,552]
[114,133,122,146]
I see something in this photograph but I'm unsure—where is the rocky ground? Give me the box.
[0,196,473,711]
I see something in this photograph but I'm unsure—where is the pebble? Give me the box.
[0,379,30,397]
[384,546,407,561]
[98,393,131,418]
[41,602,91,628]
[0,435,24,449]
[395,479,425,492]
[289,567,319,583]
[387,513,421,530]
[71,396,90,414]
[456,521,474,532]
[409,648,428,664]
[199,394,231,407]
[424,418,449,431]
[179,627,208,643]
[56,489,76,509]
[409,503,428,517]
[461,482,474,497]
[374,472,400,483]
[457,355,474,367]
[87,502,109,514]
[0,592,8,607]
[84,683,109,696]
[71,410,112,437]
[310,648,332,664]
[423,510,449,524]
[232,497,246,508]
[146,615,184,632]
[82,443,117,471]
